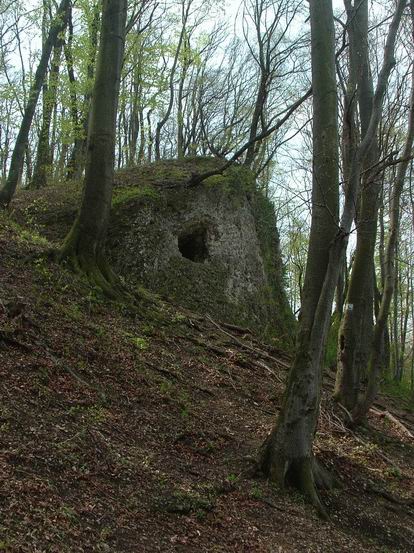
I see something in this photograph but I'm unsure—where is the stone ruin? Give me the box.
[109,158,294,342]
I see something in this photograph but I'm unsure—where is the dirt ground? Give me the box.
[1,212,414,552]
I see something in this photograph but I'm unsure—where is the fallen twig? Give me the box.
[205,314,290,370]
[370,407,414,439]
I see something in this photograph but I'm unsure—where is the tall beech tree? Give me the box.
[154,0,192,160]
[58,0,127,294]
[65,0,101,180]
[335,0,409,417]
[334,0,380,411]
[259,0,339,515]
[30,40,63,189]
[354,11,414,421]
[259,0,406,513]
[242,0,302,169]
[0,0,71,206]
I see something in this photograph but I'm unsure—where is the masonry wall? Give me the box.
[109,160,295,343]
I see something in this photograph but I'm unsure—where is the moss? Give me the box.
[154,256,230,318]
[114,156,222,190]
[155,488,216,515]
[150,164,189,184]
[152,253,288,339]
[6,218,51,248]
[252,192,296,346]
[112,184,161,208]
[205,165,255,193]
[130,335,149,350]
[19,229,50,248]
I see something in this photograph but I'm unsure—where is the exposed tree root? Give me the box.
[366,482,414,507]
[54,227,160,309]
[57,246,126,301]
[259,437,338,519]
[53,243,167,330]
[0,330,32,351]
[312,457,339,490]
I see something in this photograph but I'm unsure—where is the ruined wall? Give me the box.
[109,159,295,343]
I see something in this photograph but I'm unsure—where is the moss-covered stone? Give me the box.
[10,156,295,344]
[108,157,295,343]
[252,193,296,344]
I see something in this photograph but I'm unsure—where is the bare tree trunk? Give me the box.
[392,250,401,380]
[334,0,380,411]
[177,53,189,159]
[335,251,347,318]
[259,0,405,513]
[147,109,153,161]
[58,0,127,296]
[411,250,414,393]
[128,74,141,165]
[66,1,101,180]
[399,270,410,380]
[138,108,145,162]
[244,74,267,167]
[354,49,414,422]
[24,145,33,186]
[259,0,339,516]
[30,41,63,189]
[374,269,391,374]
[0,0,70,206]
[154,0,191,160]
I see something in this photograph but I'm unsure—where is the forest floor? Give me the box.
[1,207,414,552]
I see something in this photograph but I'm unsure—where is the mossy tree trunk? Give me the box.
[259,0,339,516]
[0,0,71,207]
[58,0,127,295]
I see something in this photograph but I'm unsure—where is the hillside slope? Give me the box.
[10,158,295,343]
[1,212,414,552]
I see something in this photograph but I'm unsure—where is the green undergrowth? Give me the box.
[6,217,51,249]
[381,376,414,407]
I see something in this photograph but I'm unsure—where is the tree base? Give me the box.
[259,437,338,519]
[0,187,12,208]
[55,236,161,313]
[56,236,128,302]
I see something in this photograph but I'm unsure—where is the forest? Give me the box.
[1,0,414,551]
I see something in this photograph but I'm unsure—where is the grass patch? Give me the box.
[381,376,414,407]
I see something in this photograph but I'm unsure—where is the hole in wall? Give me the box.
[178,227,209,263]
